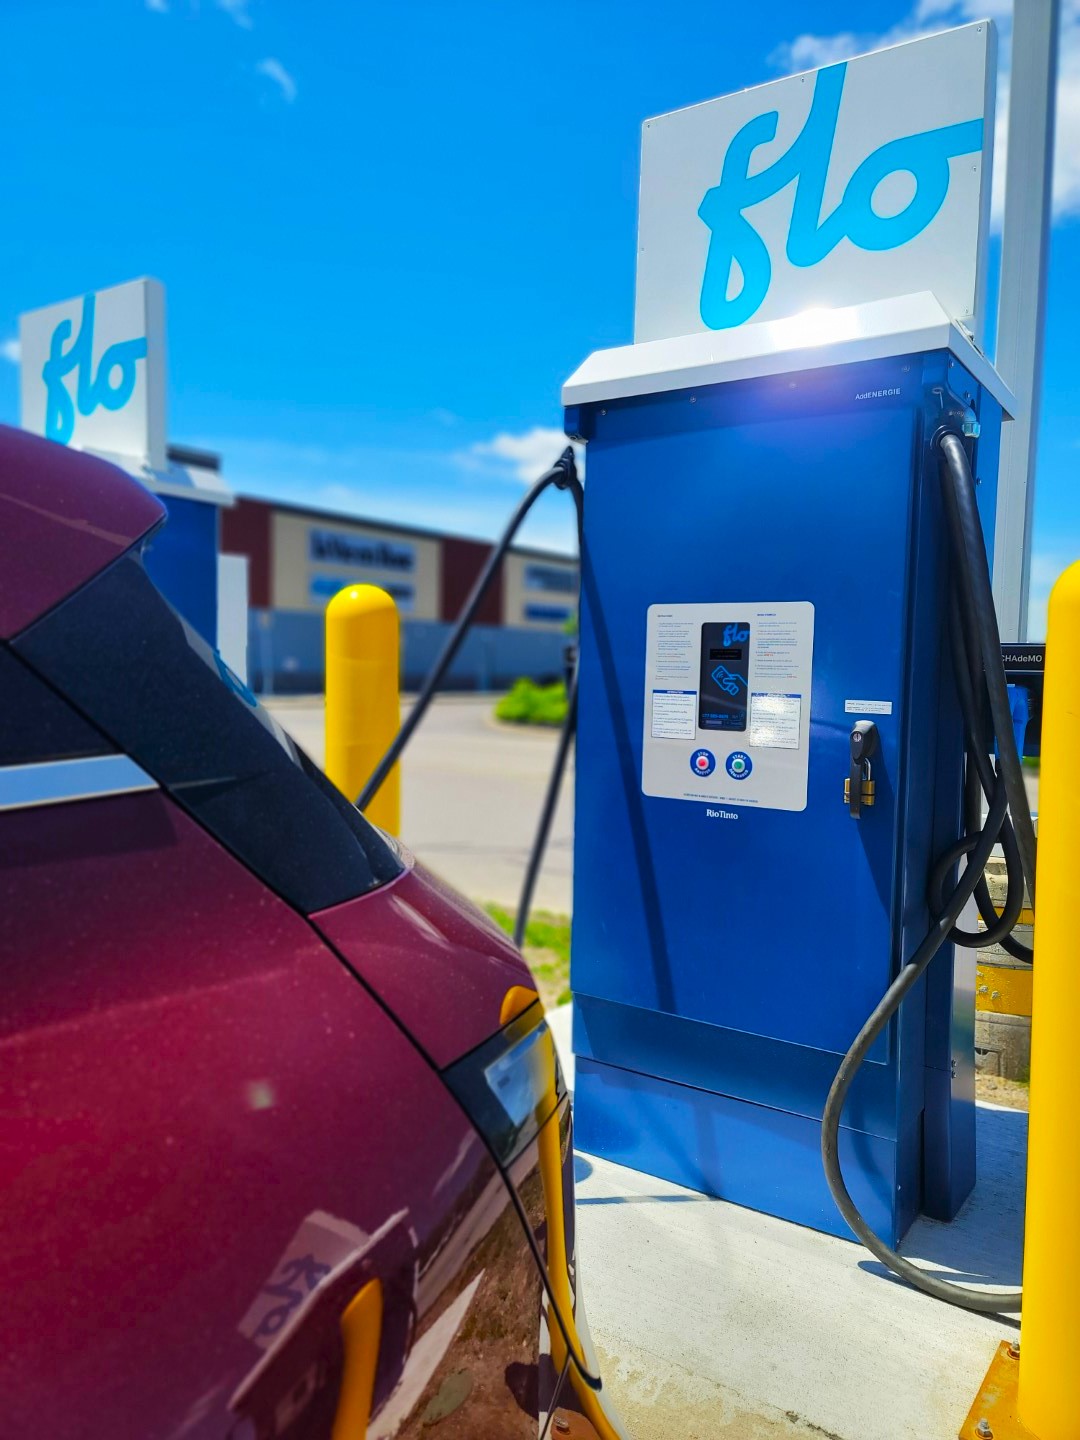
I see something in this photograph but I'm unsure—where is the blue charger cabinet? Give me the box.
[566,348,1002,1245]
[142,495,220,648]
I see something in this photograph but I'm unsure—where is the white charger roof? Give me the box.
[563,291,1015,417]
[88,448,234,507]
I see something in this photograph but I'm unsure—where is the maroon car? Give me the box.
[0,425,625,1440]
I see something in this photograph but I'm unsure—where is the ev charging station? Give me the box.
[563,21,1021,1246]
[17,278,244,671]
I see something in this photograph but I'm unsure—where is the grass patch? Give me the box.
[485,902,571,1009]
[495,679,568,728]
[976,1072,1030,1110]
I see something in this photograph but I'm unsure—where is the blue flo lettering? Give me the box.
[697,63,983,330]
[42,293,148,444]
[723,623,750,645]
[251,1254,332,1341]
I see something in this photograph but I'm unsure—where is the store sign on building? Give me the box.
[635,22,996,344]
[308,528,415,572]
[20,278,167,470]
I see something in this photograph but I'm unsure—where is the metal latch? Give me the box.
[845,721,880,818]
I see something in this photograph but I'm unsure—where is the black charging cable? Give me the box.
[357,447,584,949]
[820,424,1035,1315]
[935,430,1036,959]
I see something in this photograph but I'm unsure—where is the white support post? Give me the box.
[992,0,1060,641]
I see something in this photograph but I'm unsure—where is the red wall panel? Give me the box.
[220,498,272,608]
[440,535,502,624]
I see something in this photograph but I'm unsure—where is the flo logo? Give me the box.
[42,293,148,444]
[697,62,983,330]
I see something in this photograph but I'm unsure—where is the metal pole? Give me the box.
[991,0,1059,641]
[325,584,401,834]
[1018,559,1080,1438]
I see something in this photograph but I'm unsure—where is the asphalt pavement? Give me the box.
[265,694,574,915]
[264,693,1038,922]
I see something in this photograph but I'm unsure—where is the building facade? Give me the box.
[221,497,578,693]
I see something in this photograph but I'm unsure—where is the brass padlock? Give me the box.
[843,776,876,808]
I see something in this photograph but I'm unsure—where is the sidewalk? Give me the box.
[548,1004,1024,1440]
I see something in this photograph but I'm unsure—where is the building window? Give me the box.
[524,564,577,594]
[308,576,415,613]
[524,603,573,624]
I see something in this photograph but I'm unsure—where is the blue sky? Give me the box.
[1,0,1077,635]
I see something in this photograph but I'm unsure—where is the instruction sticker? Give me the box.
[651,689,696,739]
[844,699,893,715]
[749,692,801,749]
[642,602,814,811]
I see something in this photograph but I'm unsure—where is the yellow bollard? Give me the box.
[324,584,401,835]
[1018,560,1080,1438]
[331,1279,382,1440]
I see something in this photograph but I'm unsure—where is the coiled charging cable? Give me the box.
[821,425,1036,1315]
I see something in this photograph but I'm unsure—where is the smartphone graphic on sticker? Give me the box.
[699,621,750,731]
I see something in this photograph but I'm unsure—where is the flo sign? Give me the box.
[635,22,996,344]
[20,278,167,470]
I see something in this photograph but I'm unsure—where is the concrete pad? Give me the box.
[549,1004,1026,1440]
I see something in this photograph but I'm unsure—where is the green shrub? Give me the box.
[495,678,568,727]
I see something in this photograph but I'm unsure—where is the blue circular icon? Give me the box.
[690,748,716,778]
[725,751,753,780]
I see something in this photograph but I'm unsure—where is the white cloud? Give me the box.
[769,14,939,75]
[772,31,881,72]
[914,0,1015,24]
[256,56,297,104]
[217,0,253,28]
[145,0,257,24]
[1,338,20,364]
[771,2,1080,227]
[464,426,583,485]
[1051,1,1080,219]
